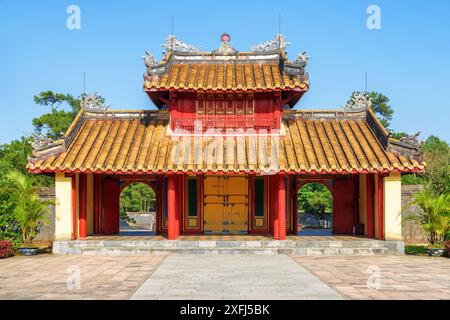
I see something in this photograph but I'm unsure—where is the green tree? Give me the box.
[404,189,450,244]
[5,171,53,245]
[368,92,393,128]
[422,135,450,196]
[0,161,21,246]
[32,91,104,139]
[32,91,82,139]
[120,183,156,221]
[298,183,333,215]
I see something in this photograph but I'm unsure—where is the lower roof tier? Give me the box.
[28,109,425,175]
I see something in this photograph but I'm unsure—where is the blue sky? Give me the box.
[0,0,449,144]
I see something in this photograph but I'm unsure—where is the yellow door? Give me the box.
[203,176,248,234]
[204,176,226,233]
[225,176,248,234]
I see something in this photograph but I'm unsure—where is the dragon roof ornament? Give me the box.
[163,35,201,54]
[399,132,423,148]
[142,51,158,67]
[293,51,309,67]
[250,34,290,53]
[344,92,373,110]
[31,133,59,151]
[80,92,108,112]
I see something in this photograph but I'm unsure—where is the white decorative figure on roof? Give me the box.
[212,33,238,55]
[142,51,158,67]
[80,92,108,112]
[399,132,423,148]
[294,51,310,67]
[31,133,56,151]
[250,34,290,53]
[163,35,201,53]
[344,92,372,110]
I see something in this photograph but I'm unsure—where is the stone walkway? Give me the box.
[0,254,165,300]
[131,254,342,300]
[1,254,449,300]
[293,255,450,300]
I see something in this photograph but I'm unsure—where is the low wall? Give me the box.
[401,185,426,242]
[35,187,55,242]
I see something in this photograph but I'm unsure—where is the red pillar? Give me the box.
[366,174,375,238]
[71,175,77,240]
[79,174,87,239]
[176,174,184,237]
[272,176,279,239]
[277,174,287,240]
[377,174,384,240]
[167,174,177,240]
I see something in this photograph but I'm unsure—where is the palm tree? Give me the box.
[6,171,53,245]
[404,189,450,244]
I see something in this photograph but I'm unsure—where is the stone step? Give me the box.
[64,240,393,249]
[56,246,391,256]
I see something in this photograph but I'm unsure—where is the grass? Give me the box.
[405,245,428,255]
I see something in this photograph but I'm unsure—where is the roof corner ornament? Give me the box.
[162,35,201,54]
[31,133,56,151]
[212,33,238,55]
[293,51,309,67]
[250,34,290,53]
[80,92,109,112]
[344,92,372,110]
[142,51,158,67]
[399,132,423,148]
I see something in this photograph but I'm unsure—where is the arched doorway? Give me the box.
[119,182,157,235]
[297,182,333,236]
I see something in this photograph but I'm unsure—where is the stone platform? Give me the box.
[53,235,404,256]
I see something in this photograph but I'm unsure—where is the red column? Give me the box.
[277,174,287,240]
[272,176,279,239]
[366,174,375,238]
[167,174,177,240]
[377,174,384,240]
[71,175,77,240]
[176,174,184,237]
[79,174,87,239]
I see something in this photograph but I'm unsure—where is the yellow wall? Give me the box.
[87,174,94,235]
[54,173,72,240]
[358,174,367,235]
[384,172,402,240]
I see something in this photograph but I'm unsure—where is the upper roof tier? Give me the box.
[143,34,310,95]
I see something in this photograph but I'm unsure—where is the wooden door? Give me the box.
[203,176,248,234]
[333,179,355,234]
[203,176,226,233]
[103,179,120,234]
[226,176,248,234]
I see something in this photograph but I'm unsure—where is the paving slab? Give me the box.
[131,254,342,300]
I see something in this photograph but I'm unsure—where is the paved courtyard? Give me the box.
[0,254,449,300]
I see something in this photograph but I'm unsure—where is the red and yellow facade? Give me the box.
[28,34,425,241]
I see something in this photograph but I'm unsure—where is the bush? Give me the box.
[0,240,13,259]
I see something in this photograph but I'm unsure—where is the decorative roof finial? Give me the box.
[212,33,238,55]
[142,51,158,67]
[162,35,201,53]
[31,133,57,151]
[344,92,372,110]
[80,92,108,112]
[293,51,310,67]
[399,132,423,148]
[250,34,290,53]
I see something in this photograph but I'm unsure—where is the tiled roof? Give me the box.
[144,61,309,92]
[28,110,425,174]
